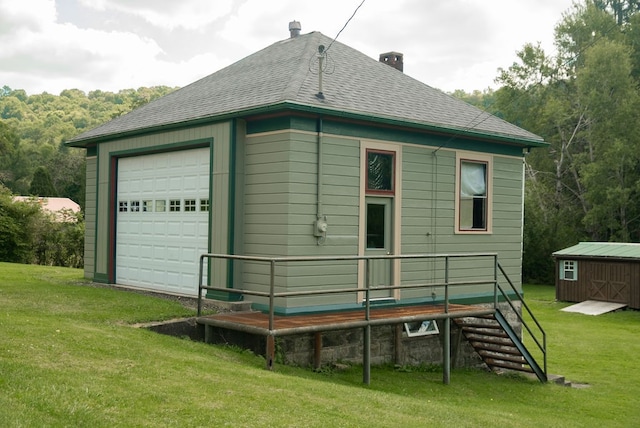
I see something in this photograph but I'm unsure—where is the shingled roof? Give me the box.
[67,31,544,147]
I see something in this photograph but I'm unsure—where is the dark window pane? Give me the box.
[367,151,393,191]
[472,198,486,229]
[367,203,385,249]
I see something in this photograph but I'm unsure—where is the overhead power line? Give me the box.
[325,0,367,53]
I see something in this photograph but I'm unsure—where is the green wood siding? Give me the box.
[241,131,361,308]
[241,127,524,312]
[92,123,231,286]
[400,147,523,301]
[84,155,97,279]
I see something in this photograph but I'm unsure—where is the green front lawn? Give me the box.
[0,263,638,427]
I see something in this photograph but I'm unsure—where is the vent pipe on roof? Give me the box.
[379,51,404,72]
[289,20,301,38]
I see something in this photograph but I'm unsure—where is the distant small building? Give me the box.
[13,197,81,222]
[553,242,640,310]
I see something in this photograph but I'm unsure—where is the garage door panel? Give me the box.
[116,147,210,295]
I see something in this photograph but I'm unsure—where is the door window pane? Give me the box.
[367,203,386,249]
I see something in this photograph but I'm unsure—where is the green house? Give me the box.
[67,25,545,316]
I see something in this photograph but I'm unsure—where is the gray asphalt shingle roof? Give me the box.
[68,31,544,145]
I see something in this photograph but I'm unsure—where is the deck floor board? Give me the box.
[197,303,492,334]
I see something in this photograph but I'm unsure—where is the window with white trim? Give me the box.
[169,199,181,212]
[456,154,492,233]
[130,200,140,212]
[560,260,577,281]
[118,201,128,212]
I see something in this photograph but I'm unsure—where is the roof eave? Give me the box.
[552,253,640,262]
[65,101,547,148]
[281,102,547,148]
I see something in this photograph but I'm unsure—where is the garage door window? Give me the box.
[119,201,128,212]
[142,200,152,212]
[130,200,140,212]
[200,198,209,212]
[155,200,166,212]
[169,199,181,212]
[184,199,196,212]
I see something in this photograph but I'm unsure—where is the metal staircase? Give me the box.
[456,311,547,382]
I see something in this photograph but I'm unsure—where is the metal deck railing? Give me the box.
[196,252,546,384]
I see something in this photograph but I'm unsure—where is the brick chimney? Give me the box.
[379,52,403,72]
[289,21,301,38]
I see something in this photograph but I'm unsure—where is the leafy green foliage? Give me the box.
[0,85,176,208]
[0,188,84,267]
[29,166,57,196]
[0,188,41,262]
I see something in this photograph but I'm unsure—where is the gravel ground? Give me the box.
[80,280,227,313]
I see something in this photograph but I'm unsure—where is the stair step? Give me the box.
[478,350,527,365]
[470,342,522,356]
[465,335,514,347]
[458,321,501,330]
[485,358,534,373]
[462,327,509,338]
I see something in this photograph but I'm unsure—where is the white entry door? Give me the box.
[115,147,210,296]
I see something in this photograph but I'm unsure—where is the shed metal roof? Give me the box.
[553,242,640,260]
[67,31,545,147]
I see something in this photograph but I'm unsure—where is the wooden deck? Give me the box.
[196,303,496,337]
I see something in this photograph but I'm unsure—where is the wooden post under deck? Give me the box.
[314,332,322,370]
[266,335,275,370]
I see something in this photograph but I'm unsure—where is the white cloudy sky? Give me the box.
[0,0,577,95]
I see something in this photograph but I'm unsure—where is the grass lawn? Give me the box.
[1,262,639,427]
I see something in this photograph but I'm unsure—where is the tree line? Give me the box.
[0,86,175,267]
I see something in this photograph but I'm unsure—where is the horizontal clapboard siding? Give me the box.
[400,146,523,300]
[241,128,524,310]
[83,156,97,279]
[242,132,361,307]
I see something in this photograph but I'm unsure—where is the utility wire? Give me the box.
[325,0,366,53]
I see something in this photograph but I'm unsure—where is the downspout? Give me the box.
[314,116,327,244]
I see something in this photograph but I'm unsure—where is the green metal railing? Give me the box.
[496,262,547,380]
[196,252,546,383]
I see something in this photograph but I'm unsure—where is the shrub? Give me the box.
[0,188,84,268]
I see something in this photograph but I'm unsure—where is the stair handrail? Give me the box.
[496,261,547,377]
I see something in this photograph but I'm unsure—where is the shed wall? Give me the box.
[555,257,640,309]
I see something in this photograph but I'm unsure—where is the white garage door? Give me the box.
[116,147,210,296]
